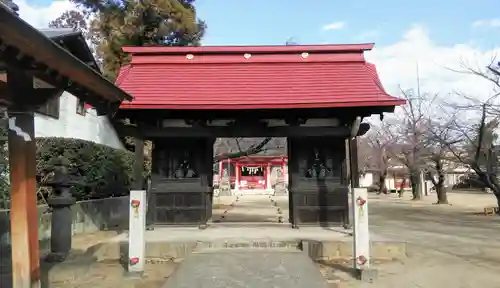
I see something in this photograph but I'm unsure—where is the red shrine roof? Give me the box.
[117,44,405,110]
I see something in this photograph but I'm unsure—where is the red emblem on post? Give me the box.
[131,199,140,218]
[129,257,139,265]
[356,196,366,217]
[357,255,367,265]
[356,197,366,206]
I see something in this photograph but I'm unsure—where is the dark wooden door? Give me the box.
[148,137,214,225]
[288,137,349,227]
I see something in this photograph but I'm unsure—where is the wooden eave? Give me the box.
[0,5,133,115]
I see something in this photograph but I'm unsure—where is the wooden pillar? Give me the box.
[282,160,286,179]
[266,163,272,191]
[234,163,240,192]
[133,138,145,190]
[7,109,40,288]
[349,137,359,188]
[219,159,223,179]
[6,66,42,288]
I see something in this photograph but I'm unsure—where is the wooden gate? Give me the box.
[288,137,349,227]
[147,138,214,226]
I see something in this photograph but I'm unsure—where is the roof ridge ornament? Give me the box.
[244,53,251,59]
[186,54,194,60]
[301,52,309,59]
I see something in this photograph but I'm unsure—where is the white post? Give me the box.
[128,190,147,275]
[266,163,272,192]
[352,187,370,271]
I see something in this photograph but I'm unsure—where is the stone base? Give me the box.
[123,270,144,279]
[218,187,232,196]
[273,184,288,195]
[355,268,378,283]
[231,188,273,195]
[44,252,68,263]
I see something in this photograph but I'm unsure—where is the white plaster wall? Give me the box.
[359,172,373,187]
[34,92,124,149]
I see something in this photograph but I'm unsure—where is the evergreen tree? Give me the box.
[50,0,206,80]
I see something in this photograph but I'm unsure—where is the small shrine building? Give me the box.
[214,150,288,194]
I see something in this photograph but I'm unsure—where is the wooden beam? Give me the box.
[133,138,145,190]
[0,81,12,105]
[350,137,360,187]
[0,7,132,105]
[5,66,62,107]
[115,123,371,138]
[7,109,40,288]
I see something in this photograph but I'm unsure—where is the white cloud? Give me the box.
[472,19,500,28]
[16,0,77,28]
[322,21,345,31]
[366,25,500,101]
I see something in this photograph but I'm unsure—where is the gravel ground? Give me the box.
[2,191,498,288]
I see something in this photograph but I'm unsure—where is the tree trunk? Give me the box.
[435,185,448,204]
[379,174,388,194]
[478,172,500,215]
[410,173,421,200]
[398,178,406,198]
[435,171,448,204]
[494,191,500,215]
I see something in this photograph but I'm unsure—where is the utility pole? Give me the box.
[416,61,428,196]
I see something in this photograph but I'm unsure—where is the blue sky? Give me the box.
[20,0,500,98]
[24,0,500,48]
[193,0,500,48]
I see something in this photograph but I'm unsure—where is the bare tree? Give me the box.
[437,104,500,209]
[389,89,436,200]
[359,123,392,194]
[436,59,500,211]
[213,138,286,162]
[424,115,462,204]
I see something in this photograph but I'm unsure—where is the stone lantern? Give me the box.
[44,156,79,262]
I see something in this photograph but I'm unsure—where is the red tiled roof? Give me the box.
[117,44,404,110]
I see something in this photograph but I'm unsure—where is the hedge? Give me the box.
[35,137,150,201]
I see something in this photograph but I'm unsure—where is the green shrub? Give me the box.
[36,137,144,201]
[0,137,150,204]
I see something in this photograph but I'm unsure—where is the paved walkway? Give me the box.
[160,195,331,287]
[162,251,329,288]
[112,194,356,242]
[212,194,288,224]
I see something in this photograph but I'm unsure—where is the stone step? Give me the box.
[93,238,407,263]
[163,251,330,288]
[207,222,291,228]
[193,239,301,253]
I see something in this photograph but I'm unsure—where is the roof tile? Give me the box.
[117,45,404,110]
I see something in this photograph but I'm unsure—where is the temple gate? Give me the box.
[114,44,404,228]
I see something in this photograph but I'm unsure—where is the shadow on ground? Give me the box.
[0,233,178,287]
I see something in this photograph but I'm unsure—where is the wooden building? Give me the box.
[214,153,288,194]
[115,44,405,228]
[0,3,132,287]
